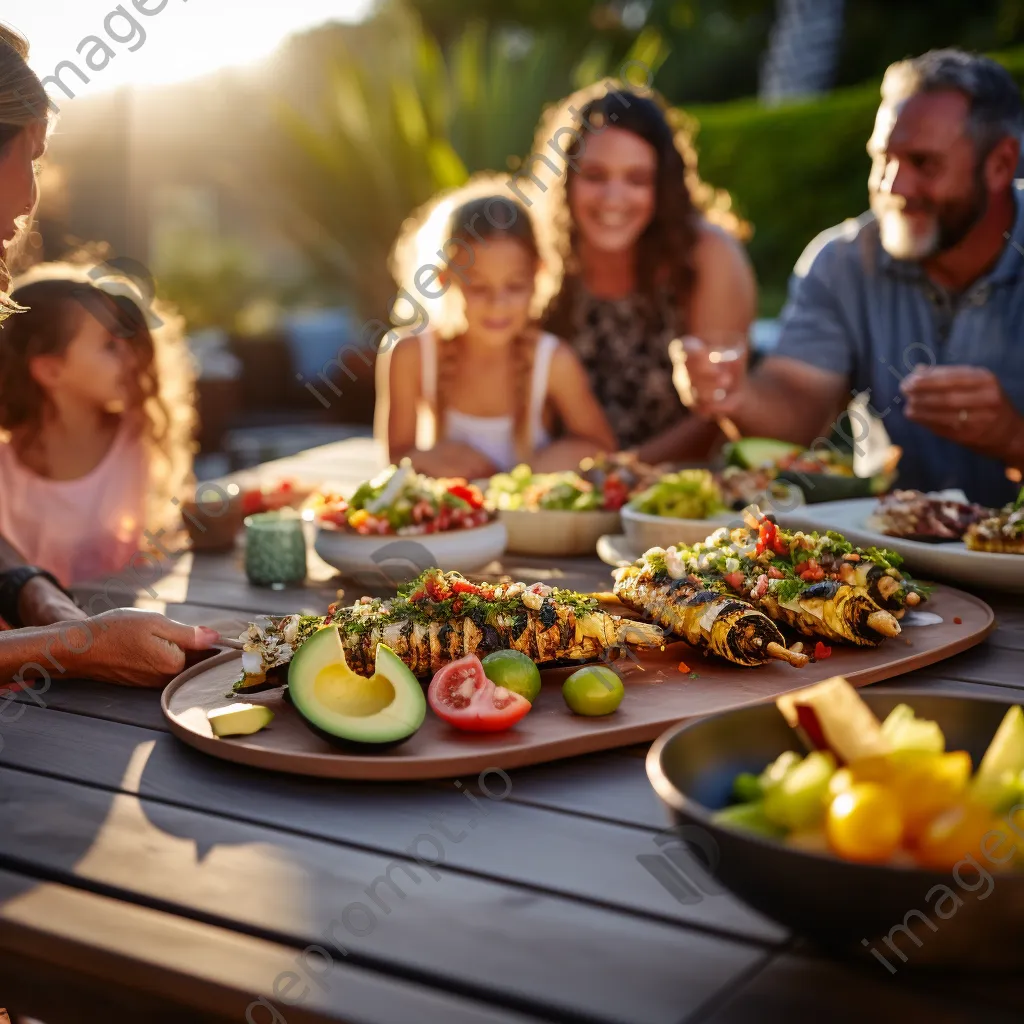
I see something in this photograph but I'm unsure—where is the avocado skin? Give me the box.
[299,717,416,752]
[288,632,427,748]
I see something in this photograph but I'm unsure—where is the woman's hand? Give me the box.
[60,609,220,688]
[410,442,498,480]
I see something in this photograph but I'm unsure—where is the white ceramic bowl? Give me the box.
[620,505,735,553]
[499,508,622,557]
[314,520,507,582]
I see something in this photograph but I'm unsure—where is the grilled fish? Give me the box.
[673,516,902,646]
[613,552,807,668]
[237,569,665,682]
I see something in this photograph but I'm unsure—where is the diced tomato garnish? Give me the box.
[447,483,483,509]
[723,571,746,592]
[602,477,630,511]
[813,642,832,660]
[755,520,777,555]
[427,655,532,732]
[425,574,450,602]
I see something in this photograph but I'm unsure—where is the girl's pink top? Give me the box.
[0,426,148,587]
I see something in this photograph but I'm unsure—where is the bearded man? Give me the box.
[677,49,1024,506]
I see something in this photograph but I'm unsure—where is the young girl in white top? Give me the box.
[0,262,195,586]
[382,191,616,478]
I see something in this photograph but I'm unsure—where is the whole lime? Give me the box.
[562,665,624,716]
[481,649,542,703]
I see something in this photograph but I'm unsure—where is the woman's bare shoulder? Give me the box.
[694,219,754,277]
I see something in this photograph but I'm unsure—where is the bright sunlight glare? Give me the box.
[7,0,376,91]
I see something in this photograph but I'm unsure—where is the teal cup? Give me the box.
[244,511,308,588]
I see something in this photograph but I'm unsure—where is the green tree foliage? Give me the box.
[411,0,1024,104]
[269,1,626,320]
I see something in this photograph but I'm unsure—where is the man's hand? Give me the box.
[901,366,1024,462]
[669,336,748,419]
[60,609,220,688]
[17,576,88,627]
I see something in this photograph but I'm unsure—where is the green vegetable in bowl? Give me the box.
[629,470,727,520]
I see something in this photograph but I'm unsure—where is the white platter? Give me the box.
[777,498,1024,593]
[314,520,507,581]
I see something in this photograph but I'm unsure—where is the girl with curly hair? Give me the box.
[381,180,616,478]
[0,261,196,586]
[526,82,756,463]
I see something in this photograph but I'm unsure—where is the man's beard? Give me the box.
[873,171,988,261]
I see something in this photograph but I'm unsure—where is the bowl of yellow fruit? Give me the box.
[647,676,1024,968]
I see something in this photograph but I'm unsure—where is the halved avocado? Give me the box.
[774,470,892,504]
[287,627,426,749]
[724,437,803,469]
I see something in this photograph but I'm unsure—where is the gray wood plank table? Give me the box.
[2,438,1023,1023]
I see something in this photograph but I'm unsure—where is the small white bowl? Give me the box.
[499,508,622,557]
[314,520,507,582]
[620,505,736,552]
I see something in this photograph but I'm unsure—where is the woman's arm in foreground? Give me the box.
[533,342,617,472]
[0,609,219,690]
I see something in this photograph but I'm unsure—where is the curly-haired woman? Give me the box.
[525,83,755,464]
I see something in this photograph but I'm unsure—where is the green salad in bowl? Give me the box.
[488,464,615,512]
[628,470,728,520]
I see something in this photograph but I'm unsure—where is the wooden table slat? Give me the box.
[0,764,769,1024]
[0,865,550,1024]
[0,703,785,945]
[694,951,1022,1024]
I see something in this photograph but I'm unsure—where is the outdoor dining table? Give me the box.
[1,438,1023,1024]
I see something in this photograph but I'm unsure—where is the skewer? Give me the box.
[716,415,742,443]
[866,610,901,637]
[216,636,246,650]
[767,641,810,667]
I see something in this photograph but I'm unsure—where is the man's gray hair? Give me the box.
[881,48,1024,158]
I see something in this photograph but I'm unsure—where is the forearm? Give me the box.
[531,437,608,473]
[723,363,844,447]
[634,417,724,466]
[0,622,66,688]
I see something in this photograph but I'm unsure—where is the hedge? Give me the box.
[686,47,1024,316]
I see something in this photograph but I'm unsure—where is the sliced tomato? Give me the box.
[451,579,481,595]
[427,655,532,733]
